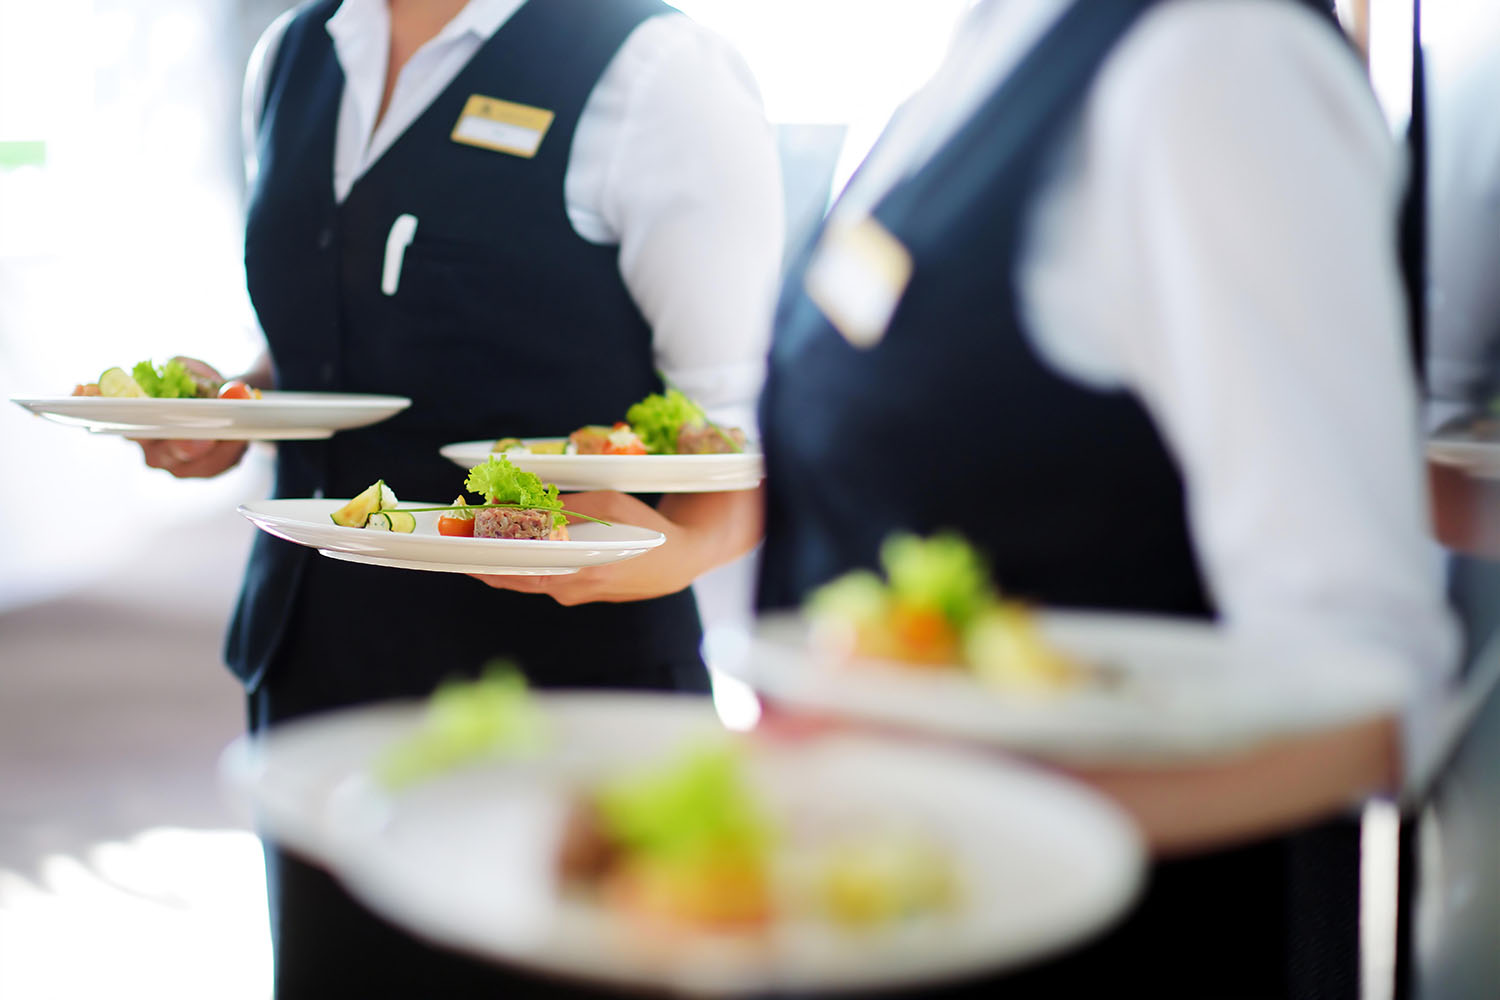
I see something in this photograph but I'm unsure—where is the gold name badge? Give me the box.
[451,95,556,158]
[804,214,915,349]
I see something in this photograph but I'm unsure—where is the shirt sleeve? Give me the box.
[241,9,298,189]
[566,14,785,430]
[1019,2,1459,789]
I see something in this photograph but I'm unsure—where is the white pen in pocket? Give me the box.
[382,213,419,296]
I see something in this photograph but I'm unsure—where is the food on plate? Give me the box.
[464,455,570,540]
[560,743,775,930]
[436,497,477,537]
[330,480,416,532]
[796,830,958,928]
[491,437,567,455]
[376,666,547,790]
[329,456,589,539]
[491,387,748,458]
[626,388,743,455]
[806,533,1079,690]
[568,423,648,456]
[675,422,747,455]
[71,360,261,400]
[558,741,958,934]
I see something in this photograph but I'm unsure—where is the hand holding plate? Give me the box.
[470,491,707,604]
[132,357,250,477]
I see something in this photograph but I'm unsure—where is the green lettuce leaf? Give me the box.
[596,743,773,865]
[375,665,547,790]
[463,455,565,528]
[131,359,199,399]
[805,569,890,627]
[625,389,703,455]
[880,533,996,629]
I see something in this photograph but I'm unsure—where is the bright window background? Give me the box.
[0,0,270,611]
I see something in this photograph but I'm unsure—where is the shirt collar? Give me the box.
[441,0,529,42]
[327,0,528,51]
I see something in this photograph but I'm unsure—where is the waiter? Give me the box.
[141,0,780,994]
[751,0,1454,996]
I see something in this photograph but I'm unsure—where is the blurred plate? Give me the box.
[223,693,1143,996]
[237,499,664,576]
[1428,417,1500,478]
[729,612,1409,765]
[440,438,764,493]
[11,391,411,440]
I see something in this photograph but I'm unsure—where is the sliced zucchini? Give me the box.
[381,512,417,536]
[331,480,387,527]
[367,510,416,533]
[98,367,145,398]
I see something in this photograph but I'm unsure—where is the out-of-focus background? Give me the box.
[2,2,1499,998]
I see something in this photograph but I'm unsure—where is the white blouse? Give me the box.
[243,0,785,425]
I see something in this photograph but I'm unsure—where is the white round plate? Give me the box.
[1428,438,1500,478]
[11,390,412,440]
[237,498,664,575]
[440,438,764,493]
[222,694,1143,996]
[729,612,1409,765]
[220,704,419,859]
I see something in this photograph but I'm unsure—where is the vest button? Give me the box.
[317,228,334,250]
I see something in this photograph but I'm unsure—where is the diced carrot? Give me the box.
[890,605,960,665]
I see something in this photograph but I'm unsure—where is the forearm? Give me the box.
[658,487,764,575]
[1428,461,1500,558]
[1062,716,1397,857]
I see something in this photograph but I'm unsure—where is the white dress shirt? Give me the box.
[243,0,784,425]
[837,0,1457,787]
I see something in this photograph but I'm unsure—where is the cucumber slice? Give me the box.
[98,367,145,398]
[384,512,420,536]
[331,480,387,527]
[374,510,416,533]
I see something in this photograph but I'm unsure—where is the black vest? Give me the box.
[228,0,706,707]
[758,0,1213,618]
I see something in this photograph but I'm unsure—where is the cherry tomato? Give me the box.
[219,380,255,400]
[437,516,475,537]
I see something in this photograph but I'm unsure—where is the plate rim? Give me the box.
[12,391,413,439]
[439,438,767,494]
[237,498,667,574]
[727,610,1406,765]
[227,692,1145,996]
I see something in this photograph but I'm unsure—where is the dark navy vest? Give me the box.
[228,0,706,706]
[759,0,1214,618]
